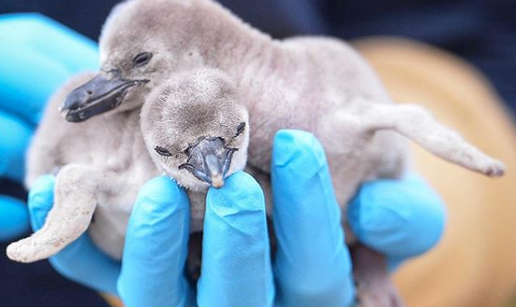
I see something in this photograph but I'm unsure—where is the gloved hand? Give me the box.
[0,14,98,241]
[28,130,446,306]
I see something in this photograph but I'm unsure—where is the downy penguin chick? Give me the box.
[141,69,249,280]
[50,0,506,306]
[141,69,250,232]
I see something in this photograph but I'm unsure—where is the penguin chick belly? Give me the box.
[88,154,159,260]
[88,187,137,260]
[188,190,209,233]
[88,200,133,260]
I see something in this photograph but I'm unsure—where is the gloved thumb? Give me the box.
[28,175,56,230]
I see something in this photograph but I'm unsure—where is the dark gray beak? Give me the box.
[59,70,148,123]
[179,137,237,188]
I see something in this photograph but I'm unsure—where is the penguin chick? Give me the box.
[140,69,250,279]
[141,69,249,192]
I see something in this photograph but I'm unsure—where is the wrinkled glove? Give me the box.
[0,14,98,241]
[28,130,445,307]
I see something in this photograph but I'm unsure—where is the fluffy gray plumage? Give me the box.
[7,0,505,305]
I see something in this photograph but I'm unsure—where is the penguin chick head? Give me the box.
[141,69,249,191]
[60,0,212,122]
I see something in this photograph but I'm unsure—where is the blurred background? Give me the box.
[1,0,515,306]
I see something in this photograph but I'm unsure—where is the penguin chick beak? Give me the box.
[179,137,237,189]
[59,70,148,123]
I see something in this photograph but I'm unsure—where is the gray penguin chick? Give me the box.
[140,68,504,307]
[6,72,159,262]
[140,69,250,232]
[12,0,505,305]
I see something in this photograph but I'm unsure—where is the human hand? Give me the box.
[27,130,445,306]
[0,14,98,241]
[271,130,446,306]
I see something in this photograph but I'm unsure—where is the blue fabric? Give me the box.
[25,130,445,307]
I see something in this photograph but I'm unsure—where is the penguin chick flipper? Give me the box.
[360,102,506,177]
[7,164,105,263]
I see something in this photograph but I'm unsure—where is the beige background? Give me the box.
[355,37,516,307]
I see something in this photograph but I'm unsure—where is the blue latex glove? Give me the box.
[0,14,98,241]
[28,130,445,306]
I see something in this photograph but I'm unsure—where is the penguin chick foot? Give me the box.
[351,243,405,307]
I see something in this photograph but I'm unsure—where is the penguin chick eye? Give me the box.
[154,146,172,157]
[133,52,153,67]
[235,122,246,137]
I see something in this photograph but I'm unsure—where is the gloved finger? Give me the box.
[347,173,446,265]
[198,172,274,307]
[0,195,29,241]
[118,176,194,307]
[0,110,33,182]
[271,130,355,307]
[0,14,98,125]
[29,175,120,294]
